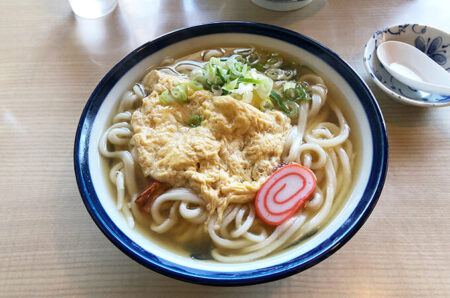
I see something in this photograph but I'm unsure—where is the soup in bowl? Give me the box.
[74,22,388,285]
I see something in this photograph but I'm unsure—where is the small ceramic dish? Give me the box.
[364,24,450,107]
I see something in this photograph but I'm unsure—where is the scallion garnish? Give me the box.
[284,87,298,100]
[180,49,311,115]
[216,67,228,83]
[235,55,246,64]
[222,78,238,92]
[285,101,299,118]
[238,77,262,84]
[171,83,188,102]
[295,84,309,101]
[260,98,274,112]
[283,81,296,91]
[159,90,175,105]
[254,63,265,72]
[266,57,279,65]
[283,82,310,101]
[189,80,204,91]
[246,53,259,65]
[188,114,202,127]
[211,84,222,96]
[269,90,289,114]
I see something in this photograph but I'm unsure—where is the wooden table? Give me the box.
[1,0,449,296]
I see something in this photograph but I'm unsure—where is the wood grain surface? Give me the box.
[0,0,449,296]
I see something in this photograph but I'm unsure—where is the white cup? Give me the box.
[69,0,118,19]
[251,0,313,11]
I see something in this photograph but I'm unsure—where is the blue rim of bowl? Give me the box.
[74,21,388,286]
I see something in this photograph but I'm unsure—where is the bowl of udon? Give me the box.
[74,22,388,285]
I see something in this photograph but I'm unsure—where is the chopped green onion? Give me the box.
[284,88,298,100]
[235,55,245,64]
[211,84,222,95]
[297,86,309,101]
[229,62,247,77]
[283,81,296,91]
[254,63,265,72]
[188,50,314,112]
[270,90,289,114]
[286,101,299,118]
[298,81,310,92]
[260,98,274,112]
[294,83,310,101]
[283,69,297,80]
[283,82,310,101]
[238,77,262,84]
[266,57,279,65]
[209,57,222,66]
[188,114,202,127]
[264,68,283,79]
[216,67,227,83]
[246,53,260,65]
[189,80,204,91]
[205,79,212,89]
[207,62,215,73]
[190,68,205,82]
[171,83,188,101]
[299,81,308,87]
[241,90,253,103]
[222,78,238,92]
[159,90,175,105]
[255,76,272,98]
[206,63,216,83]
[234,62,244,73]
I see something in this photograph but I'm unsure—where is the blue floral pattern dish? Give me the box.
[364,24,450,107]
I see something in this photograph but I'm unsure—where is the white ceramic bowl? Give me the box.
[364,24,450,107]
[74,22,388,285]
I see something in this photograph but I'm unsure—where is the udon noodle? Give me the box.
[99,47,354,262]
